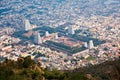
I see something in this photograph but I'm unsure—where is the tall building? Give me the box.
[68,26,75,35]
[84,42,88,48]
[34,32,42,44]
[89,40,94,49]
[24,19,31,31]
[54,33,58,39]
[45,31,49,37]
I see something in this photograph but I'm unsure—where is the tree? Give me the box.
[23,56,35,68]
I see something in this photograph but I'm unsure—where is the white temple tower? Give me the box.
[68,26,75,35]
[34,32,42,44]
[24,19,31,31]
[89,40,94,49]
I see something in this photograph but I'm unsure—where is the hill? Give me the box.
[72,59,120,80]
[0,56,120,80]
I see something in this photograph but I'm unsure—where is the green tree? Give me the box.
[23,56,35,68]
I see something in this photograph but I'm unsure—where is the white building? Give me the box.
[45,31,49,37]
[24,19,32,31]
[68,26,75,35]
[34,32,42,44]
[89,40,94,49]
[84,42,88,48]
[55,33,58,39]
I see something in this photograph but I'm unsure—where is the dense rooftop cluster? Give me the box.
[0,0,120,29]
